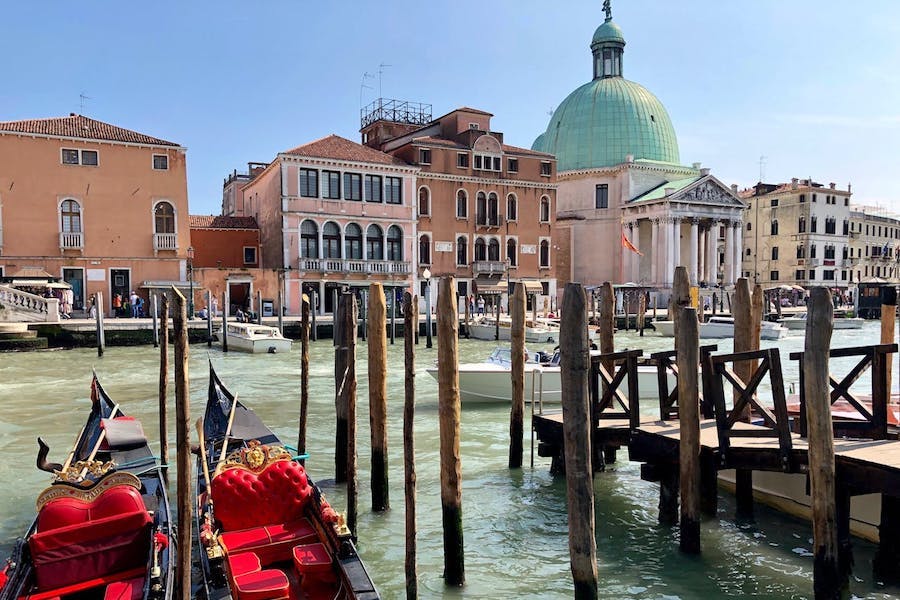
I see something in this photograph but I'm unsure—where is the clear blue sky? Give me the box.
[3,1,898,215]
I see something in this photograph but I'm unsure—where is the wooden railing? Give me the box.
[589,349,644,429]
[651,344,718,420]
[789,343,897,440]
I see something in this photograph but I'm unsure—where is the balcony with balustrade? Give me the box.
[59,231,83,252]
[299,258,411,275]
[154,233,178,255]
[472,260,508,276]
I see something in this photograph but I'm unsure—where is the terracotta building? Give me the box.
[361,101,558,311]
[0,114,189,315]
[226,135,419,315]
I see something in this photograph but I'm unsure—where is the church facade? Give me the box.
[532,2,745,297]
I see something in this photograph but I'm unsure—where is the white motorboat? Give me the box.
[654,316,788,340]
[223,322,293,353]
[779,312,864,330]
[467,316,558,344]
[425,347,672,405]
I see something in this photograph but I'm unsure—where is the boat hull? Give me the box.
[225,334,293,353]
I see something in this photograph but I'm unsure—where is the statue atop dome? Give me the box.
[603,0,612,22]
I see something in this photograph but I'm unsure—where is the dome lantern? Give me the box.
[591,0,625,79]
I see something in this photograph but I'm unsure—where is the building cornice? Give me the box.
[277,153,419,175]
[0,130,187,152]
[558,161,698,181]
[416,171,558,191]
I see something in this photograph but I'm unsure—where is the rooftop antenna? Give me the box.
[378,62,392,98]
[758,155,767,182]
[79,92,92,114]
[360,72,375,108]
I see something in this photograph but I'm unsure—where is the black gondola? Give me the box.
[196,363,380,600]
[0,374,175,600]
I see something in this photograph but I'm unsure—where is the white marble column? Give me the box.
[672,217,681,273]
[724,220,735,286]
[698,227,706,284]
[650,218,659,285]
[733,221,743,282]
[707,222,719,285]
[632,222,641,282]
[622,221,632,283]
[664,218,674,286]
[689,218,699,285]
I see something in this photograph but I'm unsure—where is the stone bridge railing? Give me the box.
[0,285,59,322]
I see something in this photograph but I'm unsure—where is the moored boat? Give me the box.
[0,375,174,600]
[467,316,558,344]
[224,322,293,354]
[655,316,788,340]
[196,364,379,600]
[779,312,864,330]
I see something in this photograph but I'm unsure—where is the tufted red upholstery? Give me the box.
[232,569,290,600]
[103,576,144,600]
[211,459,312,531]
[29,485,151,591]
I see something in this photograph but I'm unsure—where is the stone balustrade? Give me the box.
[0,285,60,322]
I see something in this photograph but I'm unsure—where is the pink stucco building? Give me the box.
[227,135,419,315]
[0,114,189,315]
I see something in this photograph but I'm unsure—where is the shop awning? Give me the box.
[473,275,503,295]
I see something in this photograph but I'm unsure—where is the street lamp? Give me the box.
[423,268,433,348]
[187,246,195,319]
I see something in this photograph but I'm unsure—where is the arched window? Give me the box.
[457,190,468,219]
[387,225,403,261]
[418,187,430,216]
[507,194,517,221]
[540,196,550,222]
[770,220,779,235]
[488,238,500,261]
[488,192,499,226]
[345,223,362,259]
[474,237,487,261]
[366,224,384,260]
[746,222,752,231]
[301,220,319,259]
[507,238,517,266]
[61,199,83,233]
[419,234,431,265]
[154,201,174,234]
[456,235,468,266]
[540,240,550,267]
[798,217,806,233]
[476,192,487,225]
[323,221,341,259]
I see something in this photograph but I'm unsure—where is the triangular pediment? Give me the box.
[673,176,745,208]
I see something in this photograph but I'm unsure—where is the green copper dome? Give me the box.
[532,12,680,171]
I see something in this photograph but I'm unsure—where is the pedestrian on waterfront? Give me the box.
[477,296,485,315]
[469,295,475,315]
[135,296,145,318]
[236,307,245,322]
[113,293,122,317]
[129,291,139,318]
[88,295,97,319]
[211,295,219,317]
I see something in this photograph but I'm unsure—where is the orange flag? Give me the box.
[621,230,643,256]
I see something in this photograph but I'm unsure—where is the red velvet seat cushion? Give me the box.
[232,569,290,600]
[228,552,261,579]
[292,543,335,583]
[211,459,311,532]
[219,519,316,566]
[36,484,145,532]
[103,576,144,600]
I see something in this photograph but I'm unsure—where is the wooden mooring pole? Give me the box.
[277,286,284,334]
[732,278,754,519]
[805,288,848,599]
[171,288,192,599]
[671,267,691,348]
[256,290,263,325]
[152,293,159,348]
[342,292,359,536]
[437,276,464,587]
[880,286,896,399]
[678,306,701,554]
[206,290,213,348]
[368,283,389,511]
[509,283,526,469]
[221,292,228,353]
[559,283,598,599]
[158,294,170,479]
[95,291,105,358]
[403,292,419,599]
[334,295,349,483]
[297,293,310,465]
[311,291,318,341]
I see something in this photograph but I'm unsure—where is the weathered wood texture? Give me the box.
[732,279,754,514]
[509,283,526,469]
[678,307,701,554]
[342,293,359,535]
[403,292,419,600]
[671,267,691,349]
[559,283,598,599]
[171,288,192,598]
[95,291,105,357]
[158,294,169,475]
[221,292,228,353]
[298,293,310,463]
[368,283,389,511]
[881,286,896,404]
[437,276,464,586]
[334,296,348,483]
[804,288,847,599]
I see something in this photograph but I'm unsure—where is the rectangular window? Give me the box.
[80,150,98,166]
[770,271,779,281]
[299,168,318,198]
[823,270,835,281]
[493,156,501,171]
[457,153,469,168]
[343,173,362,201]
[153,154,169,170]
[243,247,257,264]
[842,270,847,281]
[812,194,817,202]
[595,184,609,209]
[61,148,79,164]
[322,170,341,199]
[799,194,806,203]
[771,198,778,207]
[474,155,483,170]
[507,158,518,172]
[771,246,779,260]
[795,269,805,280]
[365,175,383,203]
[385,176,402,204]
[419,148,431,164]
[540,161,552,176]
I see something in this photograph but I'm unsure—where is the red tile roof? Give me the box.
[411,136,554,158]
[501,143,555,158]
[190,215,259,229]
[0,114,180,146]
[283,134,408,166]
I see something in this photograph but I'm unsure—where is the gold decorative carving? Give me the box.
[55,459,116,483]
[213,440,292,477]
[36,471,142,511]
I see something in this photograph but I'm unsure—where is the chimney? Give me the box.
[700,167,710,176]
[664,187,675,196]
[791,178,799,190]
[731,184,739,193]
[692,162,702,169]
[625,154,634,163]
[829,182,836,189]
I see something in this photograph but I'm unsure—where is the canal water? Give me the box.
[2,323,899,599]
